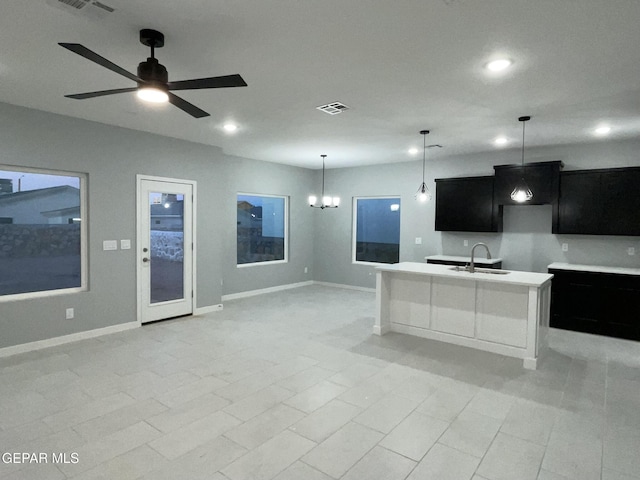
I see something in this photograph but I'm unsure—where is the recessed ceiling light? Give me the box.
[223,123,238,133]
[594,125,611,136]
[408,147,419,155]
[494,136,508,146]
[485,58,512,72]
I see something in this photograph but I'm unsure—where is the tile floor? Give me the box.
[1,284,640,480]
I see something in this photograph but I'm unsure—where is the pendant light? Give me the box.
[510,116,533,203]
[416,130,432,202]
[309,154,340,209]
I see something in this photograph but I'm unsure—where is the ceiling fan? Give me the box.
[59,29,247,118]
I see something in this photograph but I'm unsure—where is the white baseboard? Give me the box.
[312,281,376,293]
[0,322,139,358]
[222,281,313,301]
[221,280,375,302]
[193,304,223,315]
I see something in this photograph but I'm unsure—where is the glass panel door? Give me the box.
[149,192,185,303]
[138,178,193,324]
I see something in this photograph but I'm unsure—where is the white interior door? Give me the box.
[138,177,194,324]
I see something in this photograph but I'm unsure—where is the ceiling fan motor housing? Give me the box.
[137,58,168,86]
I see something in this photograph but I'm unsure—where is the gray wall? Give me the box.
[314,140,640,288]
[1,99,639,350]
[0,102,314,349]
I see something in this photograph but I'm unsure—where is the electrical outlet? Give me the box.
[415,237,422,245]
[65,308,74,320]
[562,243,569,252]
[628,247,635,256]
[304,266,308,273]
[463,240,469,247]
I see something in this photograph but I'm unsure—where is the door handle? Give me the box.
[143,257,151,263]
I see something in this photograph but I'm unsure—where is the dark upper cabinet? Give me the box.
[557,170,601,234]
[557,167,640,236]
[493,161,563,232]
[435,176,499,232]
[493,161,563,206]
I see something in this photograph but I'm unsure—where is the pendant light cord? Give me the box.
[422,132,426,183]
[321,154,326,199]
[521,120,526,169]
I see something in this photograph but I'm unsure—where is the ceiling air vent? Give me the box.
[316,102,350,115]
[46,0,115,20]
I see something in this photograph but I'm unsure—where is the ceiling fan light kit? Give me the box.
[59,29,247,118]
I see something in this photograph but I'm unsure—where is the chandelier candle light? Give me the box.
[510,115,534,203]
[416,130,432,202]
[309,155,340,209]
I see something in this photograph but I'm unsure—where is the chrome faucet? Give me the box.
[469,242,491,273]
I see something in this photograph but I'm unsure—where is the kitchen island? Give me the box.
[375,262,553,369]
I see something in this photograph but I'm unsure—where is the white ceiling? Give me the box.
[2,0,640,169]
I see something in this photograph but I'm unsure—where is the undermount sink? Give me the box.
[448,266,510,275]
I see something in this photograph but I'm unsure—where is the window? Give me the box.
[353,196,401,264]
[237,193,288,266]
[0,167,86,299]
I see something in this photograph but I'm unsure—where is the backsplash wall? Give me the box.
[441,205,640,273]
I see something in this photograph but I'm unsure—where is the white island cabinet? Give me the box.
[375,262,553,369]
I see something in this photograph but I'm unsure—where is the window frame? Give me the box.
[0,165,88,302]
[352,195,401,266]
[236,192,289,268]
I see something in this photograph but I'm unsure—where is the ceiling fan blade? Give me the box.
[59,43,142,83]
[167,74,247,91]
[65,87,139,100]
[168,92,210,118]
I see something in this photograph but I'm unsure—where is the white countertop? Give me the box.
[548,262,640,276]
[425,255,503,265]
[378,262,553,287]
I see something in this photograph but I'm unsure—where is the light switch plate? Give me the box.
[103,240,117,251]
[120,239,131,250]
[415,237,422,245]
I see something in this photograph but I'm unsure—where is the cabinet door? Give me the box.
[557,171,602,234]
[600,274,640,340]
[550,270,602,334]
[600,170,640,236]
[435,176,497,232]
